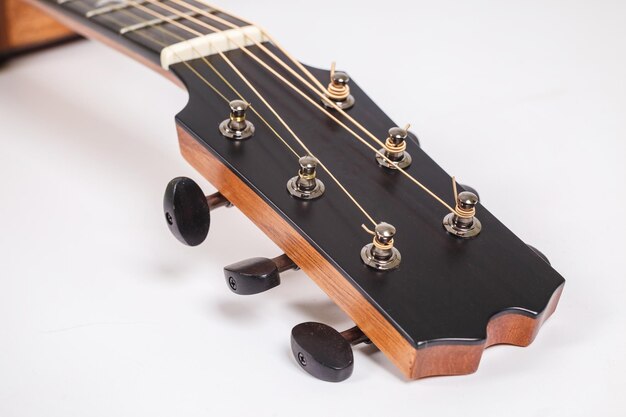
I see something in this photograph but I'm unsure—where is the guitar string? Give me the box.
[155,0,395,151]
[100,12,298,159]
[142,0,388,149]
[149,1,464,217]
[196,0,330,92]
[188,0,329,93]
[115,0,461,216]
[100,7,378,226]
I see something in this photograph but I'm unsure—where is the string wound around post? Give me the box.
[287,156,325,200]
[376,124,413,169]
[361,222,401,271]
[322,62,355,110]
[443,177,482,238]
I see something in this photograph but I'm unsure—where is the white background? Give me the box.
[1,0,625,415]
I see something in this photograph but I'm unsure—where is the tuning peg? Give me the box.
[459,183,480,201]
[223,254,298,295]
[163,177,231,246]
[527,244,551,265]
[407,131,420,147]
[291,322,370,382]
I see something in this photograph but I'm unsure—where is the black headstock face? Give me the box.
[170,43,564,349]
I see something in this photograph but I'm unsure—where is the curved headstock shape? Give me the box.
[169,43,565,379]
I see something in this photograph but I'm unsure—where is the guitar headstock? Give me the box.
[2,0,567,388]
[162,40,564,381]
[53,0,565,381]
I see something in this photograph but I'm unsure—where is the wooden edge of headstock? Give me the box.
[177,124,418,378]
[409,283,564,379]
[177,124,565,381]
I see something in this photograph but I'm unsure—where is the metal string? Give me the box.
[100,5,379,226]
[191,1,329,93]
[156,0,390,149]
[117,0,460,216]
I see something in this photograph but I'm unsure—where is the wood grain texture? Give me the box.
[177,124,564,380]
[0,0,74,54]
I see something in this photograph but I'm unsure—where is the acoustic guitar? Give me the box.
[2,0,565,382]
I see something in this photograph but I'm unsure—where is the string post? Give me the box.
[376,126,413,169]
[443,189,482,238]
[361,222,401,271]
[287,156,325,200]
[219,99,255,140]
[323,65,355,110]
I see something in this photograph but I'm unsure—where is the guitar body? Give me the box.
[0,0,75,61]
[10,0,565,381]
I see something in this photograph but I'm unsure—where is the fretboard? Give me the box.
[39,0,251,68]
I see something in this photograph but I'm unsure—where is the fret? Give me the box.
[117,9,210,35]
[86,0,217,20]
[49,0,258,67]
[85,0,150,18]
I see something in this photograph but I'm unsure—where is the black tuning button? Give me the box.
[291,322,370,382]
[407,131,420,147]
[223,254,298,295]
[527,244,551,265]
[163,177,230,246]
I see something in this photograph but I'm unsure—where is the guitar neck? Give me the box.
[26,0,248,85]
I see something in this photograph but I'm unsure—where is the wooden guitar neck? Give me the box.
[0,0,77,60]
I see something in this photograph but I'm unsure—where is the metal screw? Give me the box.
[297,352,307,366]
[228,277,237,291]
[165,212,173,226]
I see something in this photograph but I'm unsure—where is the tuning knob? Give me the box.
[291,322,370,382]
[223,254,298,295]
[163,177,230,246]
[459,183,480,201]
[527,244,551,265]
[407,131,420,147]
